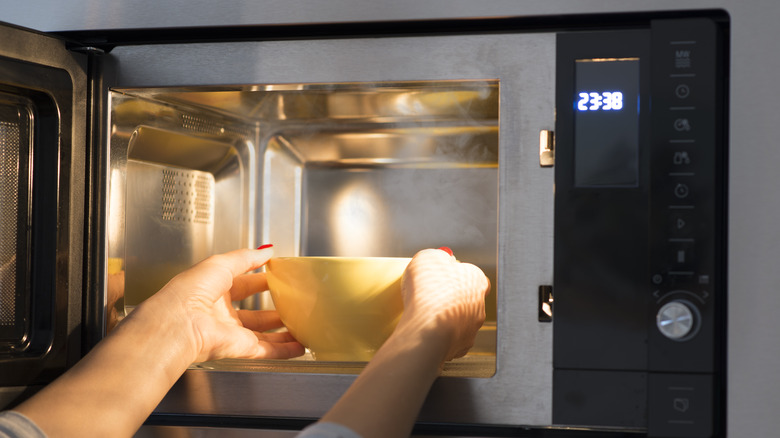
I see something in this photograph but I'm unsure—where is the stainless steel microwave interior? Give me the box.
[108,80,502,375]
[0,10,730,438]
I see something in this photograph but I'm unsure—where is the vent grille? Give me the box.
[180,114,252,138]
[161,168,214,224]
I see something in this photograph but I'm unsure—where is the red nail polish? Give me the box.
[438,246,453,256]
[257,244,274,250]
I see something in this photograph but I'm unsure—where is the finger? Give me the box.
[252,340,306,359]
[438,246,454,256]
[414,247,456,264]
[230,272,270,301]
[199,247,274,280]
[254,330,299,344]
[237,309,285,332]
[460,262,491,296]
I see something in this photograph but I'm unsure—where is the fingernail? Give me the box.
[438,246,453,256]
[257,244,274,250]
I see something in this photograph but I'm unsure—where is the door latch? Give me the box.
[539,285,553,322]
[539,129,555,167]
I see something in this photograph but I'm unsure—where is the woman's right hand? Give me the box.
[315,248,490,438]
[399,248,491,362]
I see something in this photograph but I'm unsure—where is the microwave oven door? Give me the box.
[0,22,87,408]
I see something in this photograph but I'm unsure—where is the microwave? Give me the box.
[0,8,731,438]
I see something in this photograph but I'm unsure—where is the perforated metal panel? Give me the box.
[0,119,21,328]
[125,160,217,308]
[0,96,31,350]
[161,168,214,224]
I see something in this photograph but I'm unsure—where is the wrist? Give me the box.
[391,317,453,367]
[126,293,201,372]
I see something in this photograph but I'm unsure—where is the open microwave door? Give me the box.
[0,22,88,408]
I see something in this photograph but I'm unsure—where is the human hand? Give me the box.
[137,247,305,363]
[398,247,490,362]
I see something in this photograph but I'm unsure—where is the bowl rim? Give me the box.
[269,256,412,262]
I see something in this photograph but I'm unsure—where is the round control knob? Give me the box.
[656,300,699,341]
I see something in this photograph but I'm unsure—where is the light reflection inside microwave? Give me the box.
[108,168,124,253]
[329,181,387,256]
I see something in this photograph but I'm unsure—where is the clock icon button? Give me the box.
[674,183,690,199]
[675,84,691,99]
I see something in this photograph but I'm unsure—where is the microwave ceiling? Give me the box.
[113,81,498,124]
[112,80,499,168]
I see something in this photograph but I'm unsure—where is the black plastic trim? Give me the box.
[57,10,729,53]
[145,413,644,437]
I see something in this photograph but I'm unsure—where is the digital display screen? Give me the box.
[574,58,640,187]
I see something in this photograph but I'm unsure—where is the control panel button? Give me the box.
[668,240,695,270]
[673,182,690,199]
[648,373,714,437]
[666,178,695,206]
[674,117,692,131]
[674,83,691,99]
[657,300,699,341]
[673,47,693,70]
[669,212,693,237]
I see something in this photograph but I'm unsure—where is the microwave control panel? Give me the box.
[553,18,726,437]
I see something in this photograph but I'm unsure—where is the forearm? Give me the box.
[15,301,195,437]
[12,247,289,437]
[320,324,450,438]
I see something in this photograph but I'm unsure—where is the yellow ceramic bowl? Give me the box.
[266,256,411,361]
